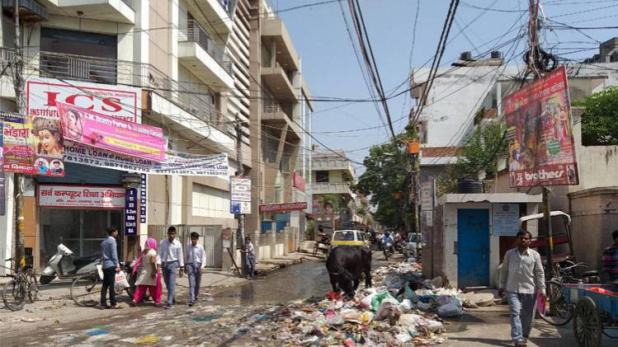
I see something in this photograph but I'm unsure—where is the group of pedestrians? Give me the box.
[99,226,207,309]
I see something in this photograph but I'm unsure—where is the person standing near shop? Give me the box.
[243,236,256,279]
[159,226,184,309]
[100,227,120,310]
[499,230,546,347]
[185,232,206,306]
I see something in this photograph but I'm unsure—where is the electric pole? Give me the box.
[235,114,247,277]
[406,137,421,258]
[527,0,553,279]
[12,0,26,269]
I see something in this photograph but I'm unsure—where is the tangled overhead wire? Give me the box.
[523,47,559,73]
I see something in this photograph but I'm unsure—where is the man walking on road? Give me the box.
[185,232,206,306]
[499,230,546,347]
[160,226,184,308]
[100,227,120,309]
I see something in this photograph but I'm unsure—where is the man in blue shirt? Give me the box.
[100,227,120,309]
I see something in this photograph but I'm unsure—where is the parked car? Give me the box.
[330,230,370,249]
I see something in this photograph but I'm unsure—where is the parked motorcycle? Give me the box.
[40,244,101,284]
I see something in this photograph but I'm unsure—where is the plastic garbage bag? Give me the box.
[395,333,412,343]
[375,301,401,325]
[437,301,463,317]
[399,299,413,312]
[370,291,397,312]
[417,301,432,311]
[115,270,130,289]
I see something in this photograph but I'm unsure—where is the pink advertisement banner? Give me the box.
[57,103,165,162]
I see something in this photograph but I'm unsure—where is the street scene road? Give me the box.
[1,0,618,347]
[1,253,579,347]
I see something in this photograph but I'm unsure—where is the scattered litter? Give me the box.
[192,315,220,322]
[85,328,109,337]
[134,335,160,344]
[21,317,42,323]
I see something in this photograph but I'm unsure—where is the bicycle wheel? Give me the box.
[2,278,27,311]
[539,281,573,326]
[27,272,39,303]
[71,275,101,307]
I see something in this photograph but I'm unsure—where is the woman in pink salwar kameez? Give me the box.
[131,238,163,306]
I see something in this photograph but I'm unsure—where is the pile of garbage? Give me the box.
[246,261,468,346]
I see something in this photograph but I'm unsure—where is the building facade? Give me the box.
[0,0,312,274]
[311,149,357,233]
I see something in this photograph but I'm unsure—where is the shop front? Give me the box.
[35,162,127,267]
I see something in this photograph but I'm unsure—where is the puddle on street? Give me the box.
[212,261,332,305]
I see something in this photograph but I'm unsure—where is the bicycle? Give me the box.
[538,261,599,326]
[1,257,39,311]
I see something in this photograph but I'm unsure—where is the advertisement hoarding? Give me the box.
[2,113,64,177]
[57,103,165,161]
[26,78,141,123]
[504,66,579,187]
[259,202,308,213]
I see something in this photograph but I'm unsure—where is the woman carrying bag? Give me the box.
[130,238,163,306]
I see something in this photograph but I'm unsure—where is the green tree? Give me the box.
[577,87,618,146]
[356,128,416,229]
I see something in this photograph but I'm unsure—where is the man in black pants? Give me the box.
[100,227,120,309]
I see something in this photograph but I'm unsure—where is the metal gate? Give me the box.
[202,225,223,268]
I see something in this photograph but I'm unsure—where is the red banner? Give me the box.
[504,66,579,187]
[259,202,308,213]
[292,171,305,192]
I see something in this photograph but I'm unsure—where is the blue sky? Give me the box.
[277,0,618,174]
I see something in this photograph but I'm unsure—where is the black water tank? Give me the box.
[457,178,483,193]
[491,51,503,59]
[460,51,472,61]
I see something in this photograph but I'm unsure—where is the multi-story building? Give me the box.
[244,0,312,258]
[311,149,357,233]
[411,38,618,282]
[0,0,312,273]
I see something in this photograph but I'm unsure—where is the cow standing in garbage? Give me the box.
[326,245,372,298]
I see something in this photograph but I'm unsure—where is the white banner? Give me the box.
[63,141,228,176]
[38,185,125,209]
[26,78,142,123]
[230,177,251,201]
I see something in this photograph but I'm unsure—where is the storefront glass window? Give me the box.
[40,209,123,267]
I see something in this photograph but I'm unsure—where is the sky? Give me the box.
[276,0,618,175]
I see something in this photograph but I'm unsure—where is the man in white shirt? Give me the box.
[499,230,546,347]
[185,232,206,306]
[159,226,184,308]
[243,236,256,279]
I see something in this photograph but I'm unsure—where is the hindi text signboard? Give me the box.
[38,185,125,209]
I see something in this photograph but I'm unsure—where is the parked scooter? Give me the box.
[40,244,101,284]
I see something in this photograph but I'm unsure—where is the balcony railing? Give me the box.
[312,182,354,196]
[181,19,233,76]
[15,49,232,135]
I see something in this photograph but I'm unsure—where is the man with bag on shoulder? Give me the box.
[100,226,121,310]
[499,230,546,347]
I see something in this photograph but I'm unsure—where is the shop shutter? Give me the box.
[36,163,125,185]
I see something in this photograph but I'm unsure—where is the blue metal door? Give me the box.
[457,209,490,288]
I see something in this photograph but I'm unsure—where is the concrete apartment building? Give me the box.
[311,149,357,233]
[0,0,312,273]
[411,38,618,286]
[245,0,313,260]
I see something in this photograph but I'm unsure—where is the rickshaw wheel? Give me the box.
[573,296,602,347]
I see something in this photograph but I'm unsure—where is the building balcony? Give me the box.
[312,182,354,197]
[185,0,233,35]
[2,0,48,22]
[31,49,231,135]
[262,101,300,141]
[312,158,355,178]
[261,64,296,102]
[40,0,135,24]
[179,19,234,91]
[262,16,300,72]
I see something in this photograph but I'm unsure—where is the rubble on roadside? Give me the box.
[245,260,470,346]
